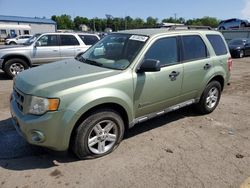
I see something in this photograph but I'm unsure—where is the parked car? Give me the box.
[228,38,250,58]
[5,35,32,45]
[10,27,232,159]
[0,32,100,77]
[218,18,249,30]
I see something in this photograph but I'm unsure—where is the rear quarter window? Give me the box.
[206,35,228,56]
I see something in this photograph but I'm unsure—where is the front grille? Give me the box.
[13,88,25,113]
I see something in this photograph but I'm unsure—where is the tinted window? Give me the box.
[37,35,58,46]
[79,35,99,45]
[60,35,79,46]
[144,37,178,66]
[207,35,228,56]
[182,35,207,61]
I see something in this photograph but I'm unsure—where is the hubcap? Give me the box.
[9,63,24,75]
[240,51,244,58]
[88,120,118,155]
[206,87,219,109]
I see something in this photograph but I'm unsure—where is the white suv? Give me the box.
[0,32,100,77]
[5,35,32,45]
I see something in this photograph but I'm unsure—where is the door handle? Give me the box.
[169,71,180,81]
[53,50,58,52]
[204,63,211,70]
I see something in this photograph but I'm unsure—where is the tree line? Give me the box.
[51,14,220,32]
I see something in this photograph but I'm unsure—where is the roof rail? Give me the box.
[168,25,213,30]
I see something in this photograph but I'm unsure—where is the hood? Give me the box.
[228,44,244,50]
[14,59,121,95]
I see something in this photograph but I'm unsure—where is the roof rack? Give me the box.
[168,25,212,30]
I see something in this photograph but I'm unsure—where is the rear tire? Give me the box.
[72,109,125,159]
[4,58,29,78]
[195,81,222,114]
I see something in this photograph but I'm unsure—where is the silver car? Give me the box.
[0,32,100,77]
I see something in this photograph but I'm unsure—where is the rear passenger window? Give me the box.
[144,37,178,66]
[182,35,208,61]
[206,35,228,56]
[79,35,99,45]
[60,35,79,46]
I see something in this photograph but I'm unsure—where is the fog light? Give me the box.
[31,130,45,143]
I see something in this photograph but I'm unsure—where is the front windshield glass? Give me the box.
[78,33,148,70]
[228,39,245,45]
[24,33,41,45]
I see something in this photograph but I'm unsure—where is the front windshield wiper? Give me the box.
[75,56,103,67]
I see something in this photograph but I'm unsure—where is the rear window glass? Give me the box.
[78,35,99,45]
[182,35,208,62]
[206,35,228,56]
[60,35,80,46]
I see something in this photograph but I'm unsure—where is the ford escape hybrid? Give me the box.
[10,27,232,159]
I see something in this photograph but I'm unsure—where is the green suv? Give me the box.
[10,28,232,159]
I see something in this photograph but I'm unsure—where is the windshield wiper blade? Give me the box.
[75,57,103,67]
[85,59,103,67]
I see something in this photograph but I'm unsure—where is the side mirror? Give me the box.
[34,41,41,47]
[137,59,161,73]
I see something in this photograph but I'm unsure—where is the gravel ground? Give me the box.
[0,58,250,188]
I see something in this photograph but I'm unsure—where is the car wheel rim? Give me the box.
[88,120,118,155]
[9,63,24,75]
[206,87,219,109]
[240,51,244,58]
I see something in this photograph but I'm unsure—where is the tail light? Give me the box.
[227,57,232,71]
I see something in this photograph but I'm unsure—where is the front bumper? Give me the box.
[0,59,4,69]
[10,95,70,151]
[229,49,241,58]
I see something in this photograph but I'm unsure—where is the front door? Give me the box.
[31,34,60,64]
[134,36,183,118]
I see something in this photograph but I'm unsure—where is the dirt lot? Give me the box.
[0,58,250,188]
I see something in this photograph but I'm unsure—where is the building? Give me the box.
[0,15,57,37]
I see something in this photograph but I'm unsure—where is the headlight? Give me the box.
[29,96,60,115]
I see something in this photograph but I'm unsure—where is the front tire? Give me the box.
[4,58,29,78]
[196,81,222,114]
[239,50,244,58]
[72,109,125,159]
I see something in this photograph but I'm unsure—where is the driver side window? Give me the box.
[144,37,178,67]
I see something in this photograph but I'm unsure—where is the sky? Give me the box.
[0,0,250,21]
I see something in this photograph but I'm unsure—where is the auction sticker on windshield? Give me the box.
[129,35,148,42]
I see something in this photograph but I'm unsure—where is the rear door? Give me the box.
[31,34,60,64]
[180,34,213,101]
[59,34,81,60]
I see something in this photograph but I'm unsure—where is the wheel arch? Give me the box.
[69,103,129,148]
[208,75,225,91]
[2,54,31,68]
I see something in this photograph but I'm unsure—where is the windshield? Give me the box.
[228,39,245,45]
[23,33,41,45]
[77,33,148,70]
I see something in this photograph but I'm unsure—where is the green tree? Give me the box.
[186,16,219,28]
[145,17,158,28]
[51,14,74,29]
[74,16,89,30]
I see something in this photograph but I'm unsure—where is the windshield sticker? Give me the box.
[129,35,148,42]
